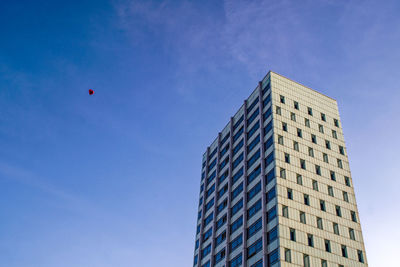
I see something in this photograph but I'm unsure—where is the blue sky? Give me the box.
[1,0,399,266]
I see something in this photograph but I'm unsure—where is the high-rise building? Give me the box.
[193,71,368,267]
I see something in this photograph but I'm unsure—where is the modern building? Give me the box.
[193,71,368,267]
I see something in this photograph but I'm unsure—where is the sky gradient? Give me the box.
[1,0,399,266]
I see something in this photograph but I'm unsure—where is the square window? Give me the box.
[293,141,299,151]
[319,124,324,133]
[278,135,284,145]
[333,222,340,235]
[282,122,287,132]
[291,112,296,121]
[296,174,303,185]
[305,118,310,127]
[290,228,296,241]
[332,130,338,139]
[308,147,314,157]
[317,217,323,229]
[287,188,293,200]
[328,186,334,197]
[312,180,318,191]
[311,134,317,144]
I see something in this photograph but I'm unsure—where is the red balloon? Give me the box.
[89,89,94,95]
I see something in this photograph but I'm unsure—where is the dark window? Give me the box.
[325,239,331,252]
[267,226,278,244]
[284,153,290,163]
[287,188,293,200]
[233,127,244,142]
[232,152,244,169]
[230,215,243,234]
[304,194,310,206]
[247,238,262,259]
[233,116,244,131]
[300,211,306,224]
[230,253,242,267]
[231,182,243,200]
[320,200,326,211]
[247,199,262,219]
[333,222,339,235]
[294,101,299,110]
[216,214,227,230]
[307,107,313,115]
[280,95,285,104]
[300,159,306,170]
[330,170,336,181]
[203,213,213,227]
[311,134,317,144]
[247,165,261,185]
[264,136,273,150]
[336,205,342,217]
[247,217,262,239]
[214,248,226,264]
[267,206,277,222]
[341,245,348,258]
[247,108,260,125]
[247,182,261,201]
[202,227,212,242]
[268,249,279,266]
[202,244,211,258]
[215,231,226,246]
[321,113,326,121]
[217,198,228,215]
[247,121,260,139]
[297,128,302,138]
[358,250,364,263]
[247,97,259,114]
[351,211,358,222]
[230,234,243,252]
[231,198,243,217]
[265,168,275,184]
[345,176,351,187]
[247,149,260,169]
[334,118,339,127]
[315,165,321,175]
[267,187,276,202]
[307,234,314,247]
[233,139,244,156]
[247,135,260,153]
[232,167,244,185]
[290,228,296,241]
[282,122,288,132]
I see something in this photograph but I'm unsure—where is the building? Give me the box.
[193,71,368,267]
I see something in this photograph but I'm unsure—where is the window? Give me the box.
[231,182,243,200]
[328,186,334,197]
[264,121,272,135]
[247,238,262,259]
[315,165,321,175]
[311,134,317,144]
[312,180,319,191]
[232,152,244,169]
[220,132,230,147]
[341,245,348,258]
[308,147,314,157]
[293,141,299,151]
[267,227,278,244]
[264,136,273,150]
[247,199,262,219]
[317,217,323,229]
[247,97,259,113]
[337,159,343,169]
[358,250,365,263]
[297,128,302,138]
[266,187,276,202]
[233,139,244,156]
[321,259,327,267]
[251,260,263,267]
[230,216,243,233]
[202,244,211,257]
[233,116,244,131]
[199,197,203,206]
[334,118,339,127]
[219,156,229,170]
[307,234,314,247]
[267,206,277,222]
[297,174,303,185]
[205,198,214,212]
[291,112,296,121]
[282,122,287,132]
[336,205,342,217]
[219,170,229,185]
[214,248,225,264]
[232,167,244,185]
[265,152,274,166]
[333,222,340,235]
[325,239,331,252]
[230,234,243,252]
[343,191,349,202]
[300,159,306,170]
[332,129,338,139]
[294,101,299,110]
[217,199,228,215]
[247,135,260,154]
[231,198,243,217]
[304,194,310,206]
[278,135,284,145]
[233,127,244,142]
[247,121,260,139]
[204,213,213,227]
[247,108,259,125]
[268,249,279,266]
[325,140,331,149]
[280,95,285,104]
[202,227,212,242]
[284,153,290,163]
[285,248,291,263]
[303,254,310,267]
[206,184,215,198]
[218,183,228,199]
[282,205,289,218]
[351,211,358,222]
[290,228,296,241]
[305,118,310,127]
[321,113,326,121]
[330,171,336,181]
[323,153,329,163]
[220,144,229,158]
[287,188,293,200]
[247,217,262,239]
[265,168,275,184]
[349,228,355,240]
[280,168,286,178]
[319,124,324,133]
[216,214,227,230]
[247,149,260,169]
[230,253,242,267]
[308,107,313,116]
[194,255,198,265]
[276,106,281,115]
[300,211,306,224]
[345,176,351,187]
[264,107,272,121]
[215,231,226,246]
[247,181,261,201]
[320,200,326,211]
[339,145,345,155]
